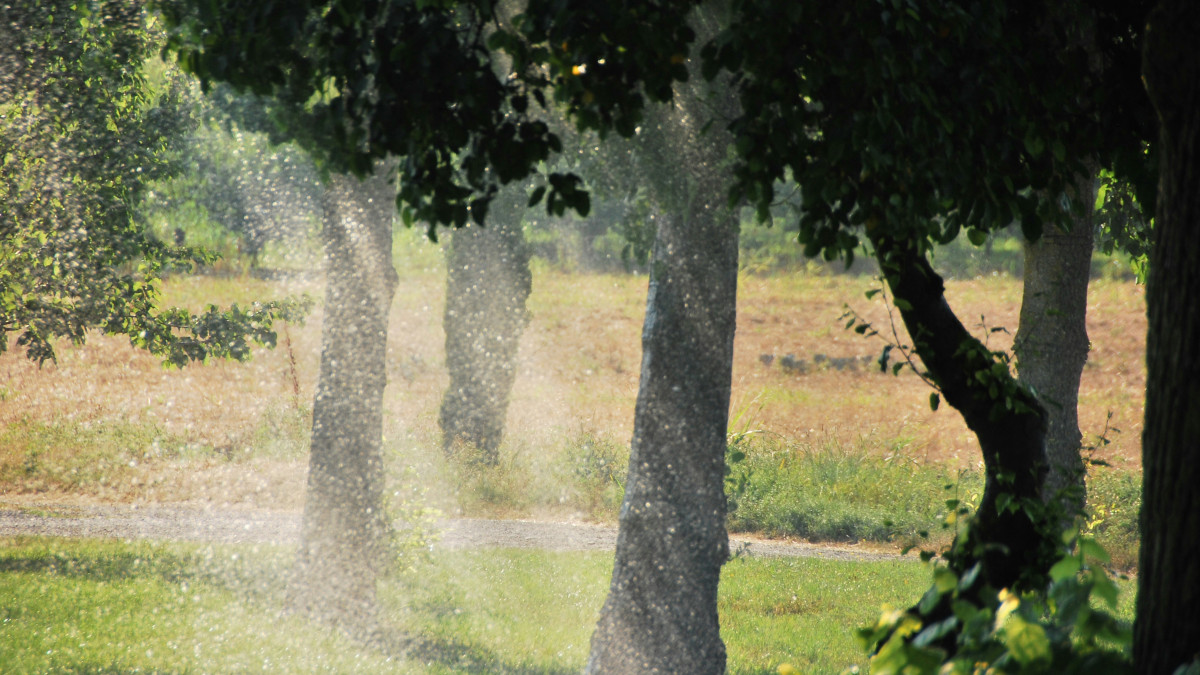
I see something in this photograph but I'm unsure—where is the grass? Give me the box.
[0,536,940,674]
[727,434,982,550]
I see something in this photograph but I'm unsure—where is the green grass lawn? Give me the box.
[0,537,934,674]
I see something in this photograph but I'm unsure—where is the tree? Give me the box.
[1015,2,1159,519]
[1135,2,1200,672]
[163,0,1196,668]
[703,1,1117,598]
[161,0,699,636]
[286,168,397,634]
[1015,174,1095,514]
[439,183,532,464]
[0,0,302,366]
[585,31,739,673]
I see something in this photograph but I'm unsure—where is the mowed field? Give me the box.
[0,249,1147,524]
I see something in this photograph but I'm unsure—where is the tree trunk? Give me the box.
[287,170,397,637]
[585,42,739,674]
[439,186,532,464]
[584,204,738,675]
[1135,5,1200,672]
[1015,172,1096,516]
[873,237,1056,594]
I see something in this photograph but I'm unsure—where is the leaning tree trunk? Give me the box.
[1136,5,1200,673]
[584,34,739,674]
[287,170,397,636]
[1015,171,1096,516]
[439,185,532,464]
[873,236,1056,594]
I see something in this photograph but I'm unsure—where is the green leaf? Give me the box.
[1048,555,1081,582]
[1091,570,1120,609]
[958,563,981,591]
[929,392,940,411]
[1024,133,1045,158]
[1003,615,1052,666]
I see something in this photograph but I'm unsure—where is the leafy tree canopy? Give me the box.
[161,0,1155,249]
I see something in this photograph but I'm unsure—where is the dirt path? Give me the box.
[0,503,904,563]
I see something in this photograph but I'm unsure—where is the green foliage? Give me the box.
[522,189,658,273]
[725,434,981,545]
[0,0,309,365]
[1094,167,1152,283]
[1083,466,1142,569]
[384,466,442,577]
[140,92,324,268]
[859,534,1133,675]
[561,432,629,518]
[703,2,1142,261]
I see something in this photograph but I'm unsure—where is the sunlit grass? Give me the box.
[0,537,939,674]
[720,555,931,674]
[0,537,402,673]
[727,434,982,550]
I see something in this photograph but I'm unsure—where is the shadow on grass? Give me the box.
[53,662,188,667]
[2,540,579,674]
[400,633,578,675]
[0,545,196,583]
[0,538,292,601]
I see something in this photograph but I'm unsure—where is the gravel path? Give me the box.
[0,503,903,563]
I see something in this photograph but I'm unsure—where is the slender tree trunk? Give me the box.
[585,30,739,672]
[1136,5,1200,672]
[439,186,532,464]
[1015,172,1096,515]
[874,237,1055,593]
[287,170,397,636]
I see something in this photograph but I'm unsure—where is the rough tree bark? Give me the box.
[439,186,532,464]
[1015,172,1096,514]
[584,35,739,674]
[873,237,1055,594]
[287,170,397,636]
[1135,4,1200,673]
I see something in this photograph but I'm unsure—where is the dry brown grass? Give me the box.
[0,264,1146,510]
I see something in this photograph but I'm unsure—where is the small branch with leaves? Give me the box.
[841,281,942,410]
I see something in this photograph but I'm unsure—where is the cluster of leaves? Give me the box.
[860,533,1133,675]
[1094,167,1152,282]
[704,1,1142,263]
[0,0,309,365]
